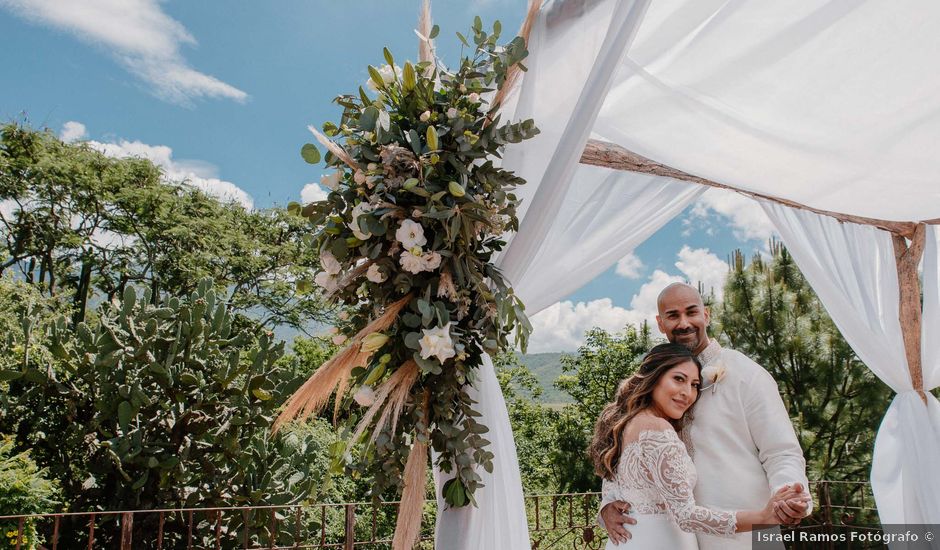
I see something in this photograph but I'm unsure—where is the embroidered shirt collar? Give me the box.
[697,338,722,367]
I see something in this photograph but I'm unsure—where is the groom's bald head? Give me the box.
[656,283,710,355]
[656,283,703,310]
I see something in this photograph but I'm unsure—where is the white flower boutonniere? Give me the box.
[700,362,727,394]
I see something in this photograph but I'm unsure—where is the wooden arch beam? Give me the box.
[579,139,937,239]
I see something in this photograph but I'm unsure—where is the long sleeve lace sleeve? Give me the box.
[639,430,737,537]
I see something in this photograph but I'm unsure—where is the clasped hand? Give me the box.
[767,483,811,526]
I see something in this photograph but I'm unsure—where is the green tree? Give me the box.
[0,277,339,546]
[712,243,892,482]
[494,352,559,493]
[497,326,657,494]
[552,325,657,493]
[0,123,331,330]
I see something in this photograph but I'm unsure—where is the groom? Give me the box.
[599,283,812,549]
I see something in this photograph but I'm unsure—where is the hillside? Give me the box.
[517,352,572,405]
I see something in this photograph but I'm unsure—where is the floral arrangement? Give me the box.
[277,5,540,548]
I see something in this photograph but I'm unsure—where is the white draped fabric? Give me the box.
[429,0,940,545]
[593,0,940,221]
[761,203,940,524]
[433,2,710,546]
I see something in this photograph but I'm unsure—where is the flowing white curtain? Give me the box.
[761,203,940,525]
[432,1,715,547]
[434,167,703,549]
[592,0,940,221]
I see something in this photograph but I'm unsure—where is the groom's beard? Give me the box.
[672,328,700,352]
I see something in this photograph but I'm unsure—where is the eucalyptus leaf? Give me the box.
[301,143,321,164]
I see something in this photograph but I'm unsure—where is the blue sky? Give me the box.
[0,0,775,352]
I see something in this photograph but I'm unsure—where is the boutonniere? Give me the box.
[700,362,727,394]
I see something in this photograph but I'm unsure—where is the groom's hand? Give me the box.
[774,483,810,525]
[600,501,636,544]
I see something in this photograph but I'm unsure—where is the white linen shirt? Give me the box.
[599,339,811,550]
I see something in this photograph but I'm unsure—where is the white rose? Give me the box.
[419,323,456,364]
[446,107,458,119]
[468,92,480,104]
[354,170,367,185]
[422,251,442,271]
[366,264,388,283]
[399,249,426,274]
[366,64,401,91]
[420,111,431,122]
[396,219,427,249]
[348,202,374,240]
[353,386,376,407]
[320,171,342,190]
[367,163,378,172]
[320,250,342,275]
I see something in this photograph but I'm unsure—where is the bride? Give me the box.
[589,343,808,549]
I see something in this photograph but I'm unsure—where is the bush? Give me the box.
[0,278,335,547]
[0,436,59,549]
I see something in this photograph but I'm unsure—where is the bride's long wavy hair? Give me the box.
[589,343,702,480]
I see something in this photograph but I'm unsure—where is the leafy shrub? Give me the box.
[0,436,59,549]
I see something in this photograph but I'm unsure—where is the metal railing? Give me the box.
[0,481,878,549]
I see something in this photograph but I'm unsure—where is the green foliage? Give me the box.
[551,325,657,493]
[0,276,341,545]
[0,436,59,514]
[0,436,59,550]
[494,352,558,492]
[302,17,537,509]
[497,325,656,494]
[713,243,892,481]
[0,124,332,331]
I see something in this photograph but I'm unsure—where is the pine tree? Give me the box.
[714,241,892,483]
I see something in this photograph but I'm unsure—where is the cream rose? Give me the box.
[396,219,427,249]
[348,202,374,240]
[353,386,376,407]
[320,171,342,190]
[366,264,388,283]
[399,248,426,274]
[419,323,456,364]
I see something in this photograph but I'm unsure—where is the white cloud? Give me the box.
[301,183,329,205]
[688,188,776,242]
[528,270,684,352]
[0,0,247,105]
[59,121,87,142]
[87,136,253,209]
[674,246,728,300]
[615,252,644,279]
[528,245,733,352]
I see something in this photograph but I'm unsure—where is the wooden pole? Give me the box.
[892,224,927,404]
[579,139,931,238]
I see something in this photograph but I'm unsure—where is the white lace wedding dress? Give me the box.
[602,429,737,549]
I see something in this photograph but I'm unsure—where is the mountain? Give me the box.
[517,352,572,405]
